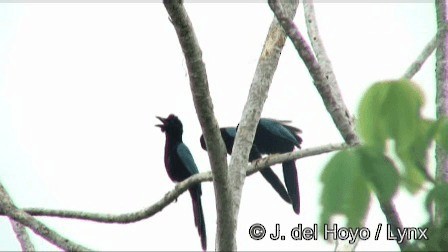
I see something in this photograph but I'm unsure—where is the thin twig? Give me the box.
[403,35,439,79]
[2,143,348,224]
[0,183,91,251]
[9,219,35,251]
[301,3,362,248]
[20,172,212,224]
[303,2,336,68]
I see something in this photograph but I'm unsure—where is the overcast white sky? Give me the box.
[0,2,437,251]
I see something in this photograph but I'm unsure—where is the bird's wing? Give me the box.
[259,118,302,147]
[177,143,200,175]
[220,127,237,155]
[262,118,292,125]
[222,127,237,138]
[282,124,303,147]
[262,118,302,133]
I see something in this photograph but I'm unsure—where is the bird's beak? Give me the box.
[155,116,166,128]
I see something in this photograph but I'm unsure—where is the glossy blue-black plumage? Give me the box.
[252,118,302,214]
[199,127,291,203]
[156,114,206,251]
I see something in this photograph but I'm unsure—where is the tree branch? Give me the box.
[379,200,408,250]
[228,1,299,249]
[9,219,35,251]
[248,142,349,176]
[272,1,414,250]
[269,0,358,145]
[163,1,230,250]
[402,35,438,79]
[301,4,361,250]
[1,143,347,224]
[16,172,212,224]
[435,0,448,225]
[0,183,90,251]
[435,0,448,182]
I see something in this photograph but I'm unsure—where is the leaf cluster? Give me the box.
[320,80,448,249]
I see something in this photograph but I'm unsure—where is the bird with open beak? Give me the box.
[155,114,207,251]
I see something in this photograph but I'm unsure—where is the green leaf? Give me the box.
[412,119,441,164]
[357,79,425,149]
[397,119,439,193]
[425,183,448,223]
[383,81,424,147]
[405,220,448,251]
[320,149,370,231]
[358,146,399,202]
[400,158,427,193]
[416,183,448,250]
[407,221,448,251]
[357,79,433,193]
[357,83,389,149]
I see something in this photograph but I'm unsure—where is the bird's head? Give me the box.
[155,114,183,135]
[199,127,236,154]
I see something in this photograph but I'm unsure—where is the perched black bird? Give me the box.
[249,118,302,214]
[200,127,291,203]
[156,114,206,251]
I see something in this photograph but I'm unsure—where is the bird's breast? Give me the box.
[163,141,176,182]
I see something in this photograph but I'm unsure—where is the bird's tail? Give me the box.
[260,168,291,204]
[283,161,300,214]
[250,147,291,204]
[189,186,207,251]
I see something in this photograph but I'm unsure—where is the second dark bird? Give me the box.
[200,118,302,214]
[249,118,302,215]
[156,114,206,251]
[200,127,291,203]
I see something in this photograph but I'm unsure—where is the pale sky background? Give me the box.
[0,2,437,251]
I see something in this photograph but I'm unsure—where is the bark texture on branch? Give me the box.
[270,1,429,250]
[403,35,438,79]
[379,200,408,250]
[163,1,230,250]
[9,219,35,251]
[0,183,90,251]
[270,0,358,145]
[228,1,299,250]
[435,0,448,226]
[435,0,448,183]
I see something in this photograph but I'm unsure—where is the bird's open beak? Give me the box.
[155,116,166,128]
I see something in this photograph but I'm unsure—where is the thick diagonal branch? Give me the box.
[0,183,90,251]
[228,1,299,250]
[163,1,230,250]
[270,0,358,145]
[271,1,415,250]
